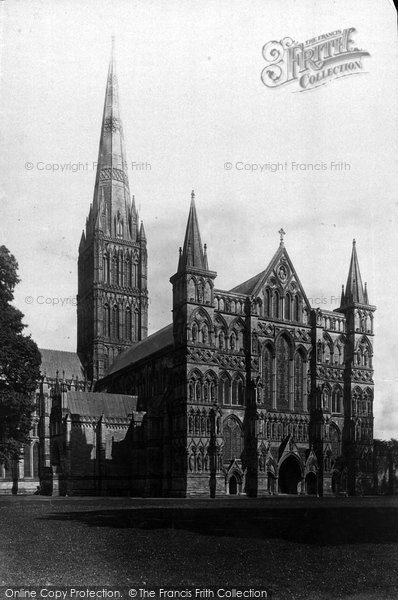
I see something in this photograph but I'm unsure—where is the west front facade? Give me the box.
[0,45,376,497]
[97,194,376,498]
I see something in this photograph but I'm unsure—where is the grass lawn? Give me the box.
[0,496,397,600]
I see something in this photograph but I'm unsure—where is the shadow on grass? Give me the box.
[41,505,398,546]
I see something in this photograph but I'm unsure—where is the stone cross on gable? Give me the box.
[279,228,286,244]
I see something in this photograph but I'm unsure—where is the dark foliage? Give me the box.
[0,245,41,466]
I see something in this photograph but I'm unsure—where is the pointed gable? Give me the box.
[230,241,311,311]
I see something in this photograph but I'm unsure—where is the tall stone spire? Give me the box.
[178,191,208,271]
[342,239,366,306]
[89,38,138,241]
[77,39,148,383]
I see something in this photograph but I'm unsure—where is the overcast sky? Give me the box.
[1,0,397,439]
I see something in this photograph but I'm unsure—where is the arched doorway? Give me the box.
[229,475,238,495]
[305,472,317,495]
[278,455,302,494]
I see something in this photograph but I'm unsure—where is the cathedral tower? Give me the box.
[170,192,217,350]
[337,240,375,494]
[169,193,218,496]
[77,41,148,383]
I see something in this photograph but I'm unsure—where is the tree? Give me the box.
[0,245,41,467]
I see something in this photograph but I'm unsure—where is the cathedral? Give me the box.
[0,46,376,497]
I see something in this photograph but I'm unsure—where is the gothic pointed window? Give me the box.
[324,343,331,364]
[132,262,138,287]
[111,257,117,285]
[188,278,196,301]
[237,329,243,350]
[197,282,204,303]
[365,389,373,416]
[232,379,238,405]
[116,212,124,237]
[103,254,110,283]
[262,345,273,409]
[192,323,198,342]
[201,323,208,344]
[361,344,371,367]
[333,343,342,365]
[218,331,225,349]
[103,351,109,373]
[332,387,342,413]
[125,307,132,341]
[134,309,139,341]
[126,257,132,287]
[264,288,271,317]
[195,381,202,403]
[273,290,280,319]
[294,295,301,322]
[112,305,119,339]
[103,304,110,337]
[285,293,291,320]
[223,418,243,462]
[203,381,209,402]
[294,351,304,411]
[218,374,230,405]
[238,379,244,404]
[118,255,123,286]
[230,332,236,351]
[204,281,211,304]
[276,336,290,411]
[232,377,244,406]
[322,388,330,412]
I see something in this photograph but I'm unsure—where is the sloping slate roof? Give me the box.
[40,348,85,380]
[65,391,137,418]
[107,323,174,376]
[229,269,266,295]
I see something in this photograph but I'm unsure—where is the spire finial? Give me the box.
[344,239,365,305]
[203,243,208,269]
[111,35,115,52]
[178,196,207,271]
[364,281,369,304]
[278,228,286,245]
